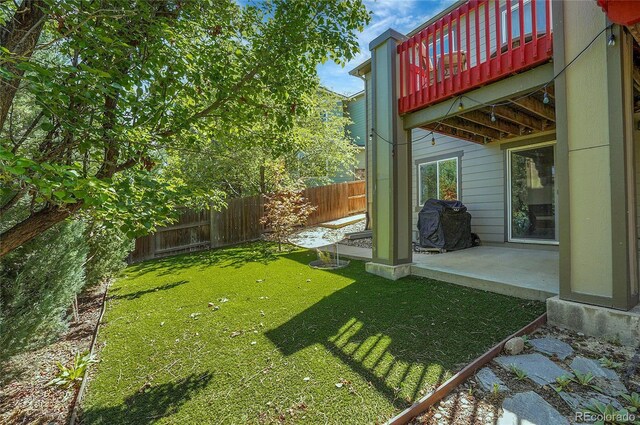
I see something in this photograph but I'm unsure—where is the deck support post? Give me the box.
[553,1,639,316]
[366,29,413,280]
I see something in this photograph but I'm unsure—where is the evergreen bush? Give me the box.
[84,222,133,287]
[0,220,87,362]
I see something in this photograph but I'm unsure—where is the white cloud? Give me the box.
[318,0,456,96]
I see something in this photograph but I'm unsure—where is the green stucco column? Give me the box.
[553,1,638,310]
[365,29,413,280]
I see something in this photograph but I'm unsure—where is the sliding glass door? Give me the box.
[508,142,557,243]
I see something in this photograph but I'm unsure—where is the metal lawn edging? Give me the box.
[68,284,110,425]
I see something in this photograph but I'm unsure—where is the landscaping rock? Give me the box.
[497,391,569,425]
[570,356,628,395]
[558,390,623,411]
[494,353,571,386]
[476,368,509,393]
[504,337,525,355]
[528,337,574,360]
[570,356,619,381]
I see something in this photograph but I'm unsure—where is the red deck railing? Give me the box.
[398,0,553,114]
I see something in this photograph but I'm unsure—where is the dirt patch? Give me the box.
[0,283,107,425]
[411,325,640,424]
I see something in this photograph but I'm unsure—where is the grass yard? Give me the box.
[82,243,545,424]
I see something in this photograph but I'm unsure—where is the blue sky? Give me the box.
[317,0,456,96]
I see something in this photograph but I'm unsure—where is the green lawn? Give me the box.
[82,243,545,424]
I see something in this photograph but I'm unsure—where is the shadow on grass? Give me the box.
[266,251,545,410]
[81,372,213,425]
[109,280,189,301]
[124,241,282,279]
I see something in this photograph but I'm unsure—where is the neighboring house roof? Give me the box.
[349,60,371,78]
[347,90,365,100]
[319,86,348,99]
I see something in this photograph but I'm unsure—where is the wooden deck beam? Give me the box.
[511,96,556,122]
[492,105,545,131]
[421,123,488,144]
[457,109,523,136]
[443,116,503,140]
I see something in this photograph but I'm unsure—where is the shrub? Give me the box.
[84,222,133,287]
[261,188,316,251]
[0,220,88,362]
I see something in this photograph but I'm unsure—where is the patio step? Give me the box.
[320,214,366,229]
[410,264,557,302]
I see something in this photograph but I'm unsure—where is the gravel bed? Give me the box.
[288,219,366,248]
[338,236,372,249]
[411,325,639,425]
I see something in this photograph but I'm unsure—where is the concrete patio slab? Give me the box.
[329,244,558,301]
[411,246,558,301]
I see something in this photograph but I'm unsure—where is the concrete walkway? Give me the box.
[323,244,558,301]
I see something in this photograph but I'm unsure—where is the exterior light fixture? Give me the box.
[543,90,550,104]
[491,107,497,122]
[458,100,464,111]
[431,136,436,146]
[608,33,616,46]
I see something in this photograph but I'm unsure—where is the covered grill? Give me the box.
[417,199,473,251]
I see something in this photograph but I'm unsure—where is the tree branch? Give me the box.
[0,0,48,131]
[0,202,82,257]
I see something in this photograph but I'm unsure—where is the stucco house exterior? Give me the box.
[350,0,640,344]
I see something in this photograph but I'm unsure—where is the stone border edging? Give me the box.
[386,313,548,425]
[68,283,110,425]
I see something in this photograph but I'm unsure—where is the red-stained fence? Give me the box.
[398,0,553,114]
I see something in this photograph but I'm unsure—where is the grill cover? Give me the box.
[417,199,473,251]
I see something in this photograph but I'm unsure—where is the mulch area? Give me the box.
[411,325,640,424]
[0,283,107,425]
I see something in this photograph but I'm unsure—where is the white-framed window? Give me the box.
[418,157,459,205]
[507,141,557,244]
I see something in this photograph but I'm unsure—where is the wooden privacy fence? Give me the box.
[128,180,366,263]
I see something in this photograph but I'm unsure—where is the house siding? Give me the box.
[412,127,505,244]
[345,94,366,147]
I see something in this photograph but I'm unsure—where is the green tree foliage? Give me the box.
[166,89,360,197]
[0,0,370,257]
[0,220,87,362]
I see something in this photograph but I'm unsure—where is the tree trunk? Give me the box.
[0,203,81,257]
[259,165,266,195]
[0,0,48,131]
